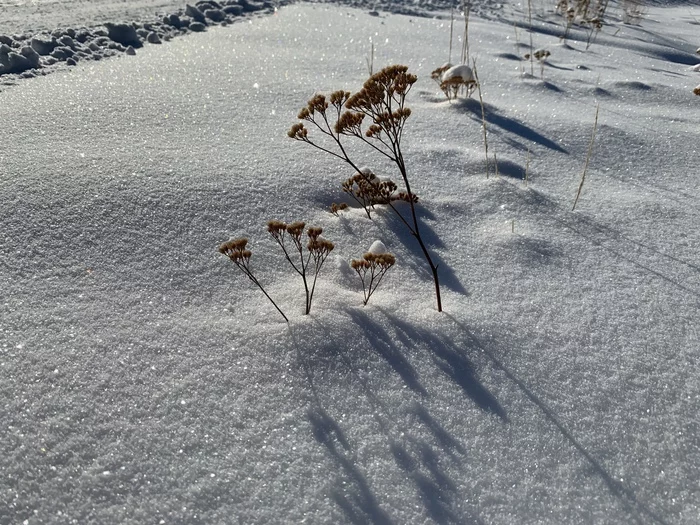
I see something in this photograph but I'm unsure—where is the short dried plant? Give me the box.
[267,220,334,315]
[329,202,349,216]
[288,65,444,311]
[219,238,289,323]
[351,252,396,306]
[621,0,646,25]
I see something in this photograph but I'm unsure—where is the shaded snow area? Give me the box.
[2,1,700,524]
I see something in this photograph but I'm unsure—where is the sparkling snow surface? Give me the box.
[2,2,700,524]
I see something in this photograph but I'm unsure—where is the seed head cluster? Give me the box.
[219,238,252,263]
[350,250,397,306]
[329,202,349,216]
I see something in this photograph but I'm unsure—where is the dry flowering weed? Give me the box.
[351,251,396,306]
[267,220,334,315]
[555,0,608,47]
[219,238,289,323]
[329,202,349,216]
[288,65,444,311]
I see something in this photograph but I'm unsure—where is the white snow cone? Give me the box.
[367,240,388,255]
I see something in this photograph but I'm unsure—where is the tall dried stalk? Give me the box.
[472,59,489,178]
[289,66,444,311]
[448,8,455,64]
[527,0,534,76]
[572,104,600,211]
[461,1,471,65]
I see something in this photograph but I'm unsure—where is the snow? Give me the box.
[368,240,388,255]
[1,1,700,523]
[442,63,474,82]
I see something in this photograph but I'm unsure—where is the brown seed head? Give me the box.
[308,238,334,254]
[330,90,351,106]
[288,123,308,139]
[286,221,306,237]
[351,259,370,270]
[307,94,328,115]
[330,202,349,215]
[267,220,287,233]
[335,111,365,134]
[307,227,323,240]
[393,191,419,204]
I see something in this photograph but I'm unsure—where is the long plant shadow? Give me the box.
[347,309,428,397]
[307,406,395,525]
[522,187,700,299]
[444,313,671,525]
[373,309,507,421]
[390,440,483,525]
[299,318,485,525]
[299,316,492,525]
[453,98,567,154]
[380,203,469,296]
[411,403,467,457]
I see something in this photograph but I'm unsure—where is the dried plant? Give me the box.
[584,16,603,50]
[340,168,416,218]
[694,85,700,96]
[556,0,607,46]
[288,65,444,311]
[267,220,334,315]
[351,251,396,306]
[219,238,289,323]
[431,63,452,88]
[329,202,349,216]
[366,37,374,77]
[572,104,600,211]
[621,0,646,25]
[432,62,478,101]
[461,0,471,65]
[524,49,550,79]
[472,60,489,178]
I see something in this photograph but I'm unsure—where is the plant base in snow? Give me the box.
[267,220,334,315]
[351,245,396,306]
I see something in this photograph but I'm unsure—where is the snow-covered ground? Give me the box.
[1,1,699,523]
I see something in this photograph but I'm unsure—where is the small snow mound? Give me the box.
[334,256,356,286]
[442,64,474,83]
[691,64,700,72]
[368,240,387,255]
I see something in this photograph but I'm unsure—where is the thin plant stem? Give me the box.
[472,59,489,178]
[462,1,470,65]
[525,146,530,187]
[528,0,534,76]
[246,272,289,323]
[573,103,600,211]
[449,8,454,64]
